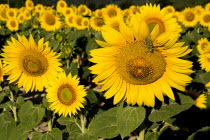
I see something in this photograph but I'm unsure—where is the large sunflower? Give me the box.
[199,11,210,28]
[1,35,62,93]
[46,72,86,117]
[90,16,104,31]
[137,4,182,36]
[40,12,61,31]
[89,14,193,107]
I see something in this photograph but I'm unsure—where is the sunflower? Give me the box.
[94,9,103,18]
[1,35,62,93]
[82,17,89,29]
[194,5,204,16]
[65,14,75,27]
[63,7,74,17]
[103,4,122,20]
[46,72,87,117]
[199,11,210,28]
[198,53,210,71]
[197,38,210,54]
[194,94,207,109]
[129,5,140,15]
[90,17,104,31]
[40,13,61,31]
[17,13,25,23]
[162,5,175,15]
[6,8,17,19]
[56,0,67,13]
[89,14,193,107]
[35,4,44,14]
[0,8,7,21]
[77,4,89,16]
[205,2,210,12]
[6,18,19,31]
[137,4,182,36]
[105,15,123,32]
[25,0,34,11]
[180,7,199,27]
[72,15,86,30]
[24,10,32,20]
[172,11,181,22]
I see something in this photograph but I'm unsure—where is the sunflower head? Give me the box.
[40,12,61,31]
[65,14,76,27]
[46,72,87,117]
[25,0,34,11]
[17,13,25,23]
[94,9,103,18]
[56,0,67,13]
[198,53,210,72]
[180,7,198,27]
[103,4,122,20]
[6,18,19,32]
[73,15,86,30]
[77,4,89,16]
[6,8,17,18]
[162,5,175,15]
[199,11,210,27]
[90,17,104,31]
[1,35,62,92]
[89,13,193,107]
[197,38,210,54]
[35,4,44,14]
[205,2,210,12]
[63,7,74,17]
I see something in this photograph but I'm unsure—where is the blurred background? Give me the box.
[0,0,209,11]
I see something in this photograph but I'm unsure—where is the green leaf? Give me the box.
[57,116,75,126]
[16,96,25,107]
[0,92,6,103]
[19,101,45,130]
[187,126,210,140]
[149,93,194,122]
[0,101,19,109]
[69,132,98,140]
[145,132,160,140]
[82,66,90,79]
[8,123,30,140]
[86,38,99,55]
[117,105,146,138]
[42,96,50,108]
[198,71,210,84]
[86,89,98,104]
[32,128,62,140]
[66,122,81,134]
[69,62,78,76]
[89,107,119,139]
[0,112,16,140]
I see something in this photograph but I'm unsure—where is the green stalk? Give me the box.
[9,91,17,122]
[80,114,86,133]
[138,128,145,140]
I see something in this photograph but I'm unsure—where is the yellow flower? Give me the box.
[35,4,44,14]
[1,35,62,93]
[6,8,17,19]
[161,5,175,15]
[65,14,75,27]
[103,4,122,20]
[40,13,61,31]
[6,18,19,32]
[129,5,140,15]
[205,2,210,12]
[137,4,182,36]
[90,17,104,31]
[199,11,210,28]
[0,8,7,21]
[180,7,199,27]
[25,0,34,11]
[24,10,32,20]
[63,7,74,17]
[56,0,67,13]
[194,5,204,16]
[194,94,207,109]
[77,4,90,16]
[46,72,87,117]
[198,53,210,72]
[89,14,193,107]
[72,15,86,30]
[94,9,103,18]
[17,13,25,23]
[197,38,210,54]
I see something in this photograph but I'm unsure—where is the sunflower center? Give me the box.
[9,11,14,17]
[201,43,207,51]
[185,12,195,21]
[57,84,76,105]
[146,18,165,34]
[203,15,210,23]
[95,18,104,27]
[116,41,166,85]
[60,3,65,8]
[10,21,16,27]
[21,50,49,76]
[108,9,117,18]
[45,14,56,25]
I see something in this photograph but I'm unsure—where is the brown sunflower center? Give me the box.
[108,9,117,18]
[203,14,210,23]
[146,18,165,34]
[95,18,104,27]
[116,41,166,85]
[201,42,208,51]
[45,14,56,25]
[10,20,16,27]
[60,3,65,8]
[57,84,76,105]
[9,11,14,17]
[21,50,49,76]
[185,12,195,22]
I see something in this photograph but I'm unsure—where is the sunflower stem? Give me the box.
[138,127,145,140]
[9,91,17,122]
[66,59,70,68]
[80,114,86,133]
[47,111,54,132]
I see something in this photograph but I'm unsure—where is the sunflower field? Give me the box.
[0,0,210,140]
